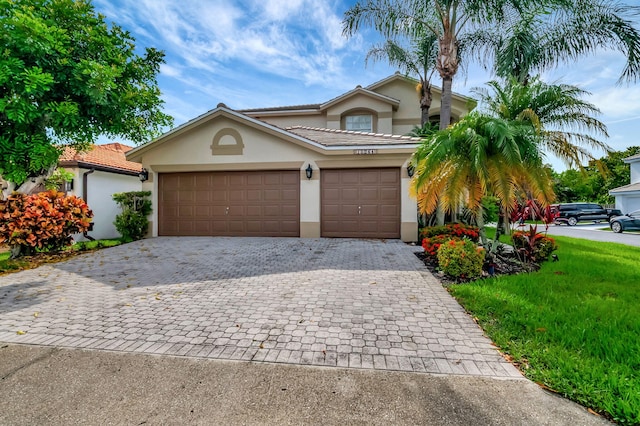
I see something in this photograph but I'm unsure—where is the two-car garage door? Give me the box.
[159,171,299,237]
[158,168,400,239]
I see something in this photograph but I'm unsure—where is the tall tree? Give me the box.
[0,0,173,197]
[343,0,537,131]
[366,32,439,125]
[343,0,640,131]
[465,0,640,83]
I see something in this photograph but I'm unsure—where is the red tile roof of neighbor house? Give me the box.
[58,143,142,173]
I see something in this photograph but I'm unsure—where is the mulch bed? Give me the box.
[414,251,539,286]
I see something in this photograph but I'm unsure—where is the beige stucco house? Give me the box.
[126,73,473,242]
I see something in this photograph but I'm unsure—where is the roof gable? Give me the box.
[126,105,333,162]
[319,86,400,111]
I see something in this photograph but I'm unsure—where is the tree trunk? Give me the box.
[476,206,488,247]
[439,77,453,130]
[1,167,55,199]
[420,82,432,126]
[436,32,458,130]
[436,204,445,226]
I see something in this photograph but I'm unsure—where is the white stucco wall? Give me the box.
[614,194,640,214]
[630,160,640,184]
[69,168,141,241]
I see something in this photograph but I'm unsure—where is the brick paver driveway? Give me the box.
[0,238,519,377]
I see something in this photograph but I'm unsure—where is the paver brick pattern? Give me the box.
[0,237,520,377]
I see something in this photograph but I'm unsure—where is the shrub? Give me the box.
[113,191,151,241]
[421,224,481,263]
[0,190,93,256]
[420,223,480,242]
[512,225,558,263]
[437,239,485,280]
[422,234,462,262]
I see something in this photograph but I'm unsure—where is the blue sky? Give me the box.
[93,0,640,171]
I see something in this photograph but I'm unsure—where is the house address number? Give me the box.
[353,149,377,155]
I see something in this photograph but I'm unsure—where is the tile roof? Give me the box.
[285,126,421,147]
[59,143,142,173]
[609,182,640,193]
[239,103,322,113]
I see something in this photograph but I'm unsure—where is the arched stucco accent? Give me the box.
[211,128,244,155]
[340,108,379,133]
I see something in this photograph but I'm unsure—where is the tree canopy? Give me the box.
[0,0,173,193]
[366,33,439,125]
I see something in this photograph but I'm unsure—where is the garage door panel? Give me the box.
[321,168,400,239]
[178,191,195,203]
[281,189,298,200]
[159,171,299,237]
[380,170,400,183]
[360,188,379,200]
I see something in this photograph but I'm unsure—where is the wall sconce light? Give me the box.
[407,164,415,178]
[139,168,149,182]
[305,164,313,180]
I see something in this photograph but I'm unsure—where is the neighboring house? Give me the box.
[126,74,474,242]
[59,143,142,240]
[609,153,640,213]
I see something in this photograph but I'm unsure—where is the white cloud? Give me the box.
[588,86,640,118]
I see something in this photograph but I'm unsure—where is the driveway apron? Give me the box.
[0,237,519,378]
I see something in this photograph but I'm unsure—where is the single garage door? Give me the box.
[159,171,299,237]
[321,168,400,239]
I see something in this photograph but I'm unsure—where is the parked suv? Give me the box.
[551,203,623,226]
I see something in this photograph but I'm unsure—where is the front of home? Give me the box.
[126,74,473,242]
[610,152,640,213]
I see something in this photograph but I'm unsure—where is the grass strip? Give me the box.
[450,236,640,424]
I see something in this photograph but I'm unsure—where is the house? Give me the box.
[126,73,474,242]
[59,143,143,240]
[609,152,640,213]
[240,72,472,134]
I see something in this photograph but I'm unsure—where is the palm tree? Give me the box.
[343,0,542,131]
[366,33,439,125]
[464,1,640,84]
[343,0,640,131]
[473,76,612,169]
[410,111,555,244]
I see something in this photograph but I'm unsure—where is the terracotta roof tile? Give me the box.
[58,143,141,173]
[285,126,421,147]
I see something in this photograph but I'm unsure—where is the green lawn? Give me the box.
[0,239,124,274]
[450,236,640,423]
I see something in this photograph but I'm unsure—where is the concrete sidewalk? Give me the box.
[0,344,608,425]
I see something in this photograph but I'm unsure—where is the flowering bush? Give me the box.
[436,239,485,280]
[512,225,558,263]
[422,234,461,261]
[420,223,480,242]
[0,190,93,256]
[421,224,481,263]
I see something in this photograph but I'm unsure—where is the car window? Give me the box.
[588,204,603,209]
[630,210,640,217]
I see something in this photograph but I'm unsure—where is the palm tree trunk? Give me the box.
[439,77,453,130]
[476,205,488,247]
[420,82,432,126]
